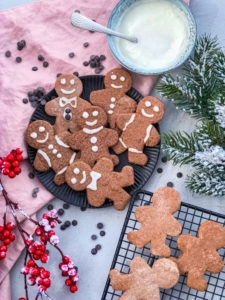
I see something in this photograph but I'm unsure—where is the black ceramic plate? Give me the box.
[27,75,160,207]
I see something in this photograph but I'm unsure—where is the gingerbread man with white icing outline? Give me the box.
[69,106,119,167]
[45,74,90,134]
[113,96,164,165]
[90,68,137,129]
[26,120,77,185]
[65,158,134,210]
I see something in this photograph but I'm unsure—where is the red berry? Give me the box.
[3,161,11,168]
[9,234,15,241]
[35,249,42,257]
[33,254,40,260]
[41,244,46,252]
[3,168,10,175]
[16,148,23,154]
[42,214,49,219]
[19,298,26,300]
[6,222,15,231]
[41,270,50,278]
[35,228,42,236]
[0,226,4,233]
[30,267,40,277]
[0,235,4,241]
[63,256,70,263]
[38,285,46,292]
[59,262,64,269]
[12,160,20,168]
[4,238,11,245]
[36,276,43,285]
[48,230,55,237]
[41,254,49,264]
[3,230,11,237]
[65,279,72,286]
[43,278,51,288]
[7,153,15,162]
[16,154,23,161]
[62,271,68,277]
[14,167,21,175]
[28,277,36,286]
[0,245,7,252]
[0,159,3,166]
[21,265,30,275]
[9,171,16,178]
[40,235,46,242]
[70,285,78,293]
[26,239,33,246]
[49,220,56,228]
[27,259,35,267]
[28,245,35,253]
[0,251,6,259]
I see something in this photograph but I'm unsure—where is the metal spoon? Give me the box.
[71,12,138,43]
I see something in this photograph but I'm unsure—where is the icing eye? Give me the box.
[70,79,75,85]
[92,110,98,117]
[82,112,89,119]
[153,106,160,112]
[111,74,117,80]
[120,76,125,81]
[145,101,151,107]
[74,168,80,175]
[60,78,66,85]
[71,178,77,184]
[39,126,45,132]
[30,132,37,139]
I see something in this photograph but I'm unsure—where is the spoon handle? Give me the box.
[71,12,138,43]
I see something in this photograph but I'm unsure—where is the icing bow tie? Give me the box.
[59,97,77,108]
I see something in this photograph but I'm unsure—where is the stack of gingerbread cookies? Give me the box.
[26,68,164,210]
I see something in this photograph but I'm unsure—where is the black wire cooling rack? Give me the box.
[102,190,225,300]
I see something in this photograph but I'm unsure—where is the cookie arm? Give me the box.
[207,252,224,273]
[94,157,114,173]
[119,95,137,112]
[166,216,182,237]
[89,90,103,106]
[146,126,160,147]
[33,152,50,172]
[69,131,83,150]
[135,206,151,222]
[56,131,71,146]
[116,114,134,131]
[110,269,133,290]
[45,97,60,117]
[106,129,119,147]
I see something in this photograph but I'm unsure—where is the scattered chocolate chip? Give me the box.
[47,204,54,210]
[95,56,100,62]
[28,172,35,179]
[83,42,89,47]
[31,102,38,108]
[99,65,104,71]
[5,50,11,57]
[16,57,22,63]
[95,244,101,250]
[74,9,80,13]
[97,223,103,229]
[40,99,46,105]
[100,230,105,236]
[161,156,167,163]
[90,55,95,61]
[22,98,28,104]
[64,220,71,228]
[45,249,49,254]
[65,108,71,113]
[69,52,75,58]
[33,187,39,193]
[29,95,38,102]
[95,68,101,74]
[32,192,37,198]
[167,182,174,188]
[91,234,97,240]
[74,266,78,272]
[177,172,183,178]
[38,54,45,61]
[100,54,106,61]
[32,66,38,71]
[60,224,66,230]
[17,40,26,51]
[91,248,97,255]
[73,71,79,77]
[65,114,71,120]
[90,61,96,68]
[58,208,64,216]
[43,61,49,68]
[80,206,86,211]
[83,61,89,66]
[63,203,70,209]
[57,73,62,77]
[157,168,163,173]
[72,220,78,226]
[28,91,33,97]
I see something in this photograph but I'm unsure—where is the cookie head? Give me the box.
[152,187,181,214]
[198,220,225,248]
[77,106,107,129]
[104,68,132,93]
[26,120,54,149]
[55,74,83,98]
[137,96,164,123]
[65,161,92,191]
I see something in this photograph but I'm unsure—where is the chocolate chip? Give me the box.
[29,95,37,102]
[83,61,89,66]
[32,192,37,198]
[60,224,66,230]
[40,99,46,105]
[45,249,49,254]
[36,87,45,96]
[95,68,101,74]
[69,52,75,58]
[83,42,89,47]
[38,54,45,61]
[16,57,22,63]
[33,187,39,193]
[167,182,174,188]
[74,9,80,13]
[95,62,101,68]
[65,114,71,120]
[22,98,28,104]
[65,108,71,113]
[99,65,104,71]
[64,220,71,228]
[5,50,11,57]
[95,56,100,62]
[95,244,101,250]
[97,223,103,229]
[100,230,105,236]
[47,204,54,210]
[32,66,38,71]
[157,168,163,173]
[28,91,33,98]
[73,72,79,77]
[58,208,64,216]
[57,73,62,77]
[100,54,106,61]
[161,156,167,163]
[31,102,38,108]
[177,172,183,178]
[28,172,35,179]
[63,203,70,209]
[91,248,97,255]
[43,61,49,68]
[80,206,86,211]
[72,220,78,226]
[90,61,96,68]
[90,55,95,61]
[17,40,26,51]
[91,234,97,240]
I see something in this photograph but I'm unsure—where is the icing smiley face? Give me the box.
[104,68,132,93]
[55,74,83,98]
[77,106,107,129]
[66,161,92,191]
[26,120,54,149]
[136,96,165,123]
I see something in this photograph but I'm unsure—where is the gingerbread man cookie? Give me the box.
[90,68,137,129]
[171,220,225,291]
[127,187,182,257]
[110,257,179,300]
[113,96,164,165]
[26,120,77,185]
[65,158,134,210]
[45,74,90,134]
[69,106,119,167]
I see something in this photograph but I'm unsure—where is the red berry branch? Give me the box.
[0,149,79,300]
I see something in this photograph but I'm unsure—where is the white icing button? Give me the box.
[52,149,57,154]
[92,146,98,152]
[108,110,113,115]
[111,74,117,80]
[39,126,45,132]
[48,144,53,149]
[120,76,125,81]
[92,110,98,117]
[57,153,62,158]
[153,106,160,112]
[73,168,80,175]
[61,78,66,84]
[111,97,116,102]
[70,79,75,85]
[110,104,115,109]
[71,178,77,184]
[90,136,97,144]
[82,112,89,119]
[145,101,151,107]
[30,132,37,139]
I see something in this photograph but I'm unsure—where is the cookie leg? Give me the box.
[54,173,66,185]
[110,269,132,290]
[111,190,131,210]
[113,138,127,154]
[127,227,149,248]
[111,154,119,166]
[118,166,134,186]
[151,236,170,257]
[128,150,148,165]
[187,270,207,291]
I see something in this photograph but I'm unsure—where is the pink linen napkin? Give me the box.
[0,0,189,298]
